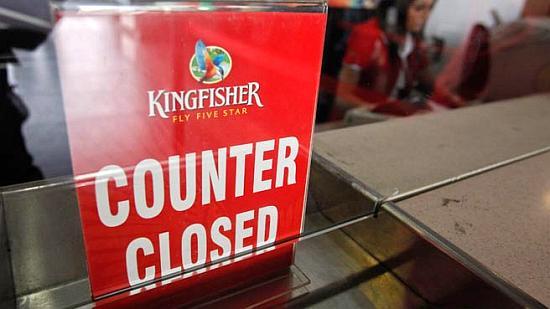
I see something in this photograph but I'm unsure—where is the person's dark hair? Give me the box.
[376,0,435,62]
[375,0,394,29]
[378,0,434,36]
[375,0,415,62]
[396,0,414,34]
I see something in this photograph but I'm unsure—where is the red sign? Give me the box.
[54,9,325,298]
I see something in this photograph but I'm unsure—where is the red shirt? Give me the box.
[342,19,430,115]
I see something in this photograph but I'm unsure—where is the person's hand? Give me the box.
[431,84,466,108]
[372,99,430,116]
[447,92,466,108]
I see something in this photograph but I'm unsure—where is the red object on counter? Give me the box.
[54,9,325,299]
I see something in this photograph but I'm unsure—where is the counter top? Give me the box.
[312,93,550,306]
[313,94,550,198]
[395,152,550,306]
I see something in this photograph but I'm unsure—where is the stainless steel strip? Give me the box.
[0,7,51,30]
[2,186,88,298]
[16,279,90,309]
[50,0,328,14]
[0,195,15,308]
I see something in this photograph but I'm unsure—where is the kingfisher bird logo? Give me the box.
[189,40,232,84]
[148,40,262,119]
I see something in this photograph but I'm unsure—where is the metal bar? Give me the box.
[0,194,15,308]
[385,145,550,204]
[0,7,50,29]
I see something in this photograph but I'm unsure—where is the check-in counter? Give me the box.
[311,93,550,308]
[1,94,549,307]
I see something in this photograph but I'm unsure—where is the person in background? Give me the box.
[336,0,447,117]
[0,28,46,186]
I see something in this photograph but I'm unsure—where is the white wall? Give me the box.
[425,0,526,46]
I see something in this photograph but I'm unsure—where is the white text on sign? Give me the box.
[93,136,300,286]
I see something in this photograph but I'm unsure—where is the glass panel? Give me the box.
[0,168,377,306]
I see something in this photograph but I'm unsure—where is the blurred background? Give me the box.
[317,0,550,124]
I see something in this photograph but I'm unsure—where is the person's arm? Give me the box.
[433,76,465,107]
[338,63,426,116]
[335,64,371,107]
[335,23,372,110]
[336,24,387,109]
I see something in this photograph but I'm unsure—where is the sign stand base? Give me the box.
[192,264,311,307]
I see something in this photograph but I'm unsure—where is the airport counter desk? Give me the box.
[1,93,550,308]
